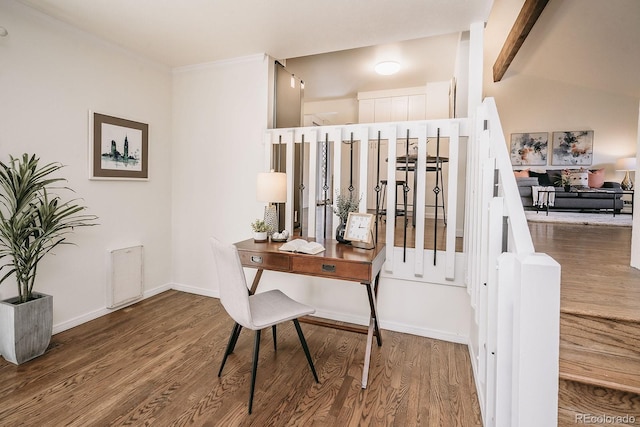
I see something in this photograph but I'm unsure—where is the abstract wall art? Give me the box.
[91,112,148,179]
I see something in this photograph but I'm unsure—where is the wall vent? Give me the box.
[107,245,143,309]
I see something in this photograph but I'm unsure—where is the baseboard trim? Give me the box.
[52,284,468,347]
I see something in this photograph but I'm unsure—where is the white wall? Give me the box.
[1,1,475,344]
[483,0,639,183]
[171,55,272,294]
[170,58,473,343]
[0,1,173,330]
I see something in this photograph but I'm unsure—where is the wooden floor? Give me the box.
[528,221,640,322]
[0,290,482,426]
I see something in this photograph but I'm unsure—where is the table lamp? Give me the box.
[616,157,636,191]
[256,170,286,236]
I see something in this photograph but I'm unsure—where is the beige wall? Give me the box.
[0,1,173,329]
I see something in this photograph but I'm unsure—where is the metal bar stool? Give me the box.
[378,179,407,222]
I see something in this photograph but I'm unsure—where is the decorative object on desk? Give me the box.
[551,130,593,166]
[250,219,271,243]
[256,169,286,238]
[271,230,290,242]
[510,132,548,166]
[333,190,360,244]
[0,154,97,364]
[344,212,375,249]
[278,239,325,254]
[616,156,636,190]
[91,112,149,179]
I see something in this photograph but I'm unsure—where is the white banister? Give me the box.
[468,97,561,427]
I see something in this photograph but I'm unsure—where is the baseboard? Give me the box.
[170,283,219,298]
[52,283,172,334]
[468,342,487,426]
[52,284,467,347]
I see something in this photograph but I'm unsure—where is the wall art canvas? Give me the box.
[92,112,148,179]
[551,130,593,166]
[509,132,548,166]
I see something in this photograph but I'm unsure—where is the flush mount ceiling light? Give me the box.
[375,61,400,76]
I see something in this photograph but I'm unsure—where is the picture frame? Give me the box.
[551,130,593,166]
[344,212,375,247]
[509,132,548,166]
[91,112,148,179]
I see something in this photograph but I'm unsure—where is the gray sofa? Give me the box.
[517,175,623,212]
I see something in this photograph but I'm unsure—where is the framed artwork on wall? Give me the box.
[509,132,548,166]
[551,130,593,166]
[91,112,148,180]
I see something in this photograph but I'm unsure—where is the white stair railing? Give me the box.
[467,98,561,427]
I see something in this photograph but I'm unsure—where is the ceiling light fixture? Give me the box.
[375,61,400,76]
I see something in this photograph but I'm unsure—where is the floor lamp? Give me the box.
[616,157,636,191]
[257,170,287,237]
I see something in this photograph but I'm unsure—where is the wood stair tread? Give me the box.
[559,346,640,394]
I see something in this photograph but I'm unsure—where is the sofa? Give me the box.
[516,169,624,212]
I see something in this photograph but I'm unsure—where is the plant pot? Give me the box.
[0,292,53,364]
[335,220,351,244]
[253,231,268,243]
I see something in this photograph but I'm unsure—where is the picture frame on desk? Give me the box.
[344,212,375,249]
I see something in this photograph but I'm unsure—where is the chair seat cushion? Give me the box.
[249,290,316,329]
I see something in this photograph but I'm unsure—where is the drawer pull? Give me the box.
[322,264,336,272]
[250,256,263,264]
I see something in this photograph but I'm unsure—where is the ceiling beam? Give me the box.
[493,0,549,82]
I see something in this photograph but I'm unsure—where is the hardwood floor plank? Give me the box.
[0,290,481,426]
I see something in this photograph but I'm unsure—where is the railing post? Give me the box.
[511,253,561,427]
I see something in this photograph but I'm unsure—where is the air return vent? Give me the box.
[107,245,143,309]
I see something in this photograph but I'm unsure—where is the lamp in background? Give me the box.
[257,170,286,236]
[616,157,637,190]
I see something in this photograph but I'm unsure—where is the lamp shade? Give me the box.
[256,171,286,202]
[616,157,637,171]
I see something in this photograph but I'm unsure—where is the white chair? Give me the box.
[209,237,319,414]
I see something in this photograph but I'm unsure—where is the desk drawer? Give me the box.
[238,252,290,271]
[291,258,370,282]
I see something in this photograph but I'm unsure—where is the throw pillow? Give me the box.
[546,169,563,186]
[588,168,605,188]
[529,171,552,186]
[514,169,529,178]
[569,170,589,189]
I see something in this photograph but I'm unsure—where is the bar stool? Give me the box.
[377,179,407,221]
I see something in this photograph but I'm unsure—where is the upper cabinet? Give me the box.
[357,82,449,123]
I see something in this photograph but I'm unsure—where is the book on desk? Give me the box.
[278,239,325,254]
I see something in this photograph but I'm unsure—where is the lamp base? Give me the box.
[621,171,634,191]
[264,205,278,237]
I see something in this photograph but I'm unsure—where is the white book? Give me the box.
[278,239,325,255]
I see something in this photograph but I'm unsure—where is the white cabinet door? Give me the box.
[373,98,392,123]
[391,96,409,121]
[358,98,375,123]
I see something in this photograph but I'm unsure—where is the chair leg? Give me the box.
[293,319,319,383]
[248,329,261,414]
[218,322,242,377]
[272,325,277,351]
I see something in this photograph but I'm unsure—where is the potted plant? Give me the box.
[556,169,572,191]
[0,154,96,364]
[333,190,360,243]
[250,219,271,242]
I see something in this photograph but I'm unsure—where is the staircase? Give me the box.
[558,311,640,425]
[529,222,640,426]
